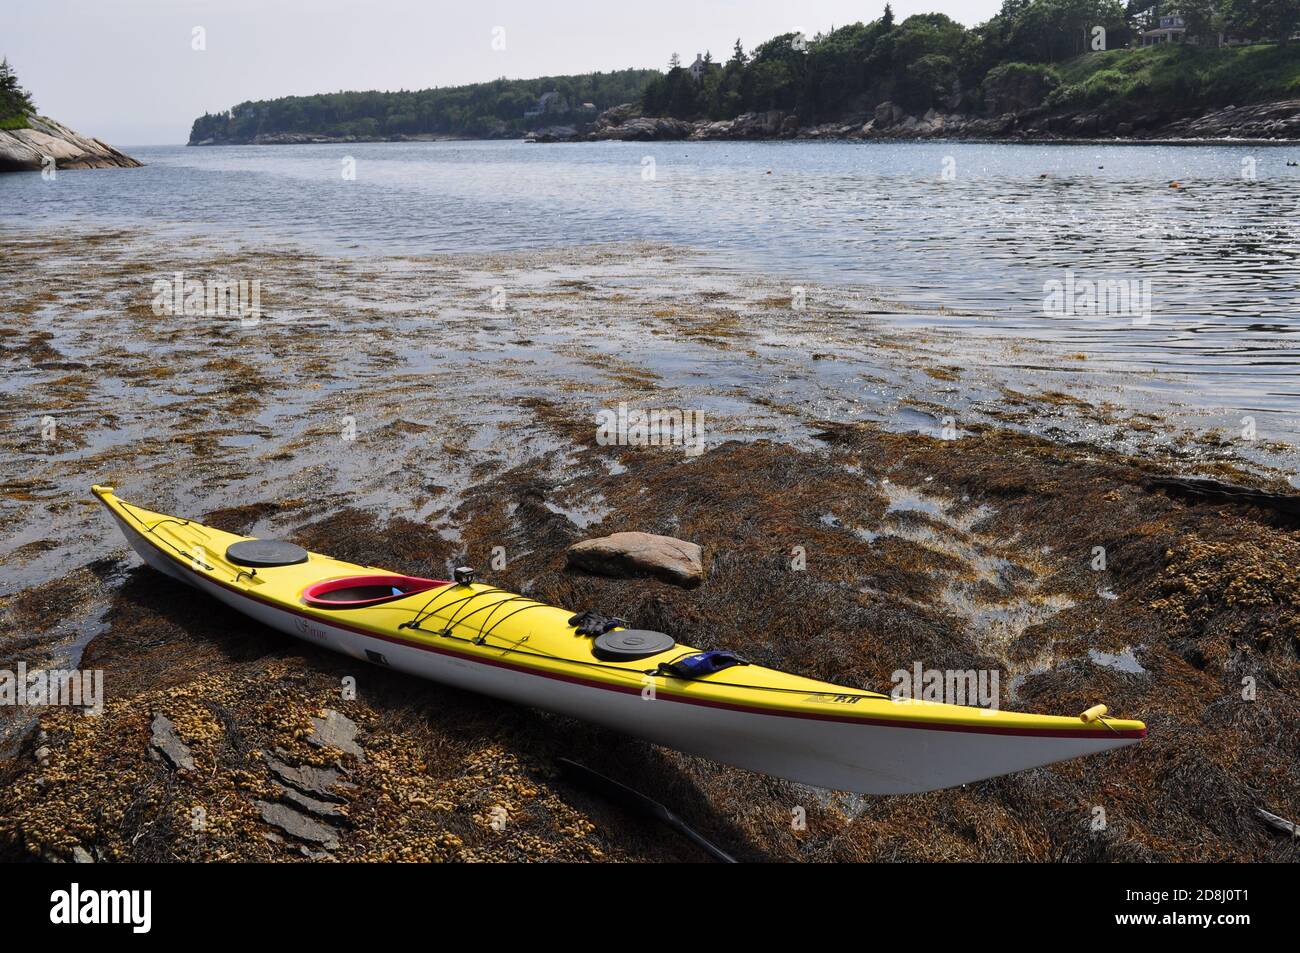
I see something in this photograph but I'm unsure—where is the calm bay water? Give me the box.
[4,139,1299,425]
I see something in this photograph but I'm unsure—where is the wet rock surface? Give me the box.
[272,781,346,819]
[307,709,365,761]
[255,800,340,850]
[265,754,354,802]
[150,713,195,771]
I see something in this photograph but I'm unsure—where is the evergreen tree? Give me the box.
[1169,0,1221,44]
[0,58,37,123]
[1225,0,1299,44]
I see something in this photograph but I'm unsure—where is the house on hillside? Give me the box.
[1140,14,1187,46]
[524,91,567,118]
[1133,3,1257,48]
[688,53,718,84]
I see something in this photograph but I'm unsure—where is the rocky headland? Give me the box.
[0,116,141,173]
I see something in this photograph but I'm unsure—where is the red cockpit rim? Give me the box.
[301,574,449,608]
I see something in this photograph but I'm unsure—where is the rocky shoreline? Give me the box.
[0,116,141,173]
[182,99,1300,149]
[527,99,1300,144]
[189,131,484,147]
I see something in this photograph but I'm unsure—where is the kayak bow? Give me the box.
[93,485,1144,794]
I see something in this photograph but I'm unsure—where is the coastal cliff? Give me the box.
[0,116,142,173]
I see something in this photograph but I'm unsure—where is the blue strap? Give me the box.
[661,650,749,679]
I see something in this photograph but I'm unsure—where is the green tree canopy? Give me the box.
[189,69,660,143]
[0,58,37,126]
[1224,0,1299,44]
[637,0,1296,123]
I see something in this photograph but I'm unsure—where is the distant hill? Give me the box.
[188,69,661,144]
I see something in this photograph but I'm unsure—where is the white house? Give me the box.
[1140,14,1187,46]
[688,53,716,84]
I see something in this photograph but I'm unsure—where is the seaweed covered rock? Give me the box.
[1150,535,1300,674]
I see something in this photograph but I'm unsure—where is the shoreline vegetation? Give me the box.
[2,227,1298,861]
[188,3,1300,147]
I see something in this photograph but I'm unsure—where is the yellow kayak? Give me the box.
[93,485,1145,794]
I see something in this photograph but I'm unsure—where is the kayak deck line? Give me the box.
[92,485,1147,794]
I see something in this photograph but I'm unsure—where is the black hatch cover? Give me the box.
[225,539,309,568]
[592,629,676,661]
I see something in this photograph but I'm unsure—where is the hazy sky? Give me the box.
[1,1,1004,145]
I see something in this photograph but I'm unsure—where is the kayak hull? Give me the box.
[96,488,1144,795]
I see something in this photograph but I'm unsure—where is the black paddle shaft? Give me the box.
[556,758,737,864]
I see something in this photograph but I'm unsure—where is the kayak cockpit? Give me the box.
[302,574,449,608]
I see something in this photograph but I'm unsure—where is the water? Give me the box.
[4,139,1299,426]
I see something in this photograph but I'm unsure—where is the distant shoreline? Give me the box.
[189,132,493,147]
[187,133,1300,147]
[190,99,1300,149]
